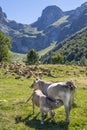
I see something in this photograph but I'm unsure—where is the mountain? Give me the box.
[41,26,87,65]
[31,5,63,30]
[0,2,87,53]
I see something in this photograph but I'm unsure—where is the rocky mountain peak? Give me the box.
[32,5,63,30]
[81,2,87,8]
[75,2,87,16]
[0,6,7,24]
[65,2,87,21]
[0,7,2,12]
[42,5,63,18]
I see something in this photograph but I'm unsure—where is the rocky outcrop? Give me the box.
[0,7,7,24]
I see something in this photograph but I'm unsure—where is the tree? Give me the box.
[51,52,64,64]
[27,49,39,65]
[0,32,12,62]
[80,56,87,66]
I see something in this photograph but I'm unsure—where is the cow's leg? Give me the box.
[64,104,70,124]
[63,96,70,124]
[40,110,44,125]
[49,110,56,123]
[43,113,47,119]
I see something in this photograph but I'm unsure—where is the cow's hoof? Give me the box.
[41,121,44,125]
[52,121,57,124]
[43,113,47,119]
[66,121,70,125]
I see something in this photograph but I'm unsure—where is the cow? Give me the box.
[30,79,76,124]
[30,79,52,95]
[26,89,63,124]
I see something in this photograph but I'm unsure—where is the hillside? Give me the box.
[0,2,87,53]
[58,28,87,65]
[41,26,87,65]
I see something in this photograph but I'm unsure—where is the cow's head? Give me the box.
[66,80,77,90]
[30,78,41,90]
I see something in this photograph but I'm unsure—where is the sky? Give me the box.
[0,0,87,24]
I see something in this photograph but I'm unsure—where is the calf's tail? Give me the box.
[25,93,33,103]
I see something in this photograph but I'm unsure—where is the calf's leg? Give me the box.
[32,101,35,114]
[49,110,56,123]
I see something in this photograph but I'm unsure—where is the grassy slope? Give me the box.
[11,52,26,63]
[38,43,56,58]
[11,43,56,63]
[52,15,69,27]
[0,64,87,130]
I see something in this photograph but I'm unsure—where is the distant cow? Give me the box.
[30,79,76,124]
[26,89,63,124]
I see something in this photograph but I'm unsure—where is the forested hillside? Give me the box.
[41,27,87,65]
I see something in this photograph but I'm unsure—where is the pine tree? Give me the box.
[27,49,39,65]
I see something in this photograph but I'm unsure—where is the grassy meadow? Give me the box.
[0,64,87,130]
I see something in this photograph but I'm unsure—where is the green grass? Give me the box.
[0,64,87,130]
[38,43,56,58]
[11,52,26,63]
[52,16,69,27]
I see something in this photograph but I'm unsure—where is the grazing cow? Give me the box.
[26,90,63,124]
[30,79,76,124]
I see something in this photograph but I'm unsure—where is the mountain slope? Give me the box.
[41,26,87,65]
[0,2,87,53]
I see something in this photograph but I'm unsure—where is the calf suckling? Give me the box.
[26,89,63,124]
[30,79,77,124]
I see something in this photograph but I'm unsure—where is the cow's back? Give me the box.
[47,82,71,100]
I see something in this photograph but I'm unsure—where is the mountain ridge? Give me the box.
[0,2,87,53]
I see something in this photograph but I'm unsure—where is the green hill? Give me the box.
[56,27,87,65]
[41,27,87,65]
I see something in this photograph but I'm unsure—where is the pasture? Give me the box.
[0,64,87,130]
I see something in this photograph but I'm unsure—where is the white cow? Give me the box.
[30,79,76,124]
